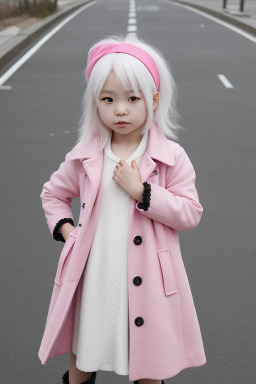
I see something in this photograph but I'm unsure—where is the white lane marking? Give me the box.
[161,0,256,43]
[217,74,234,88]
[128,0,137,34]
[0,0,100,86]
[128,18,137,24]
[128,25,137,32]
[0,85,12,90]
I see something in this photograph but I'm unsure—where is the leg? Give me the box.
[138,380,162,384]
[69,351,93,384]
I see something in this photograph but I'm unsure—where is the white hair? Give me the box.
[75,33,185,152]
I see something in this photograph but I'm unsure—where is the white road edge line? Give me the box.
[161,0,256,43]
[217,74,234,88]
[0,0,100,87]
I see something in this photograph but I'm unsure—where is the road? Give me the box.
[0,0,255,383]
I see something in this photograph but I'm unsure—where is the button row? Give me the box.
[133,235,144,326]
[78,202,86,227]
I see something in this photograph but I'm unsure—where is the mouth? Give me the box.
[115,121,130,127]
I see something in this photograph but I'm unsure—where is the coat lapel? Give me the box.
[82,153,104,207]
[67,122,176,192]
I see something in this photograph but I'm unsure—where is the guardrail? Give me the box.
[222,0,245,13]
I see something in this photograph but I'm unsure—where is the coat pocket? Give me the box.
[157,249,177,296]
[54,230,77,285]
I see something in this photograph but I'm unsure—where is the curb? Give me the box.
[168,0,256,36]
[0,0,93,71]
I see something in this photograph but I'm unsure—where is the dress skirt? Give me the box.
[71,132,149,375]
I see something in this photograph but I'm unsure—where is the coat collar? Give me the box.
[67,122,175,166]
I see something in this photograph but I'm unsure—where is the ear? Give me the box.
[152,91,160,111]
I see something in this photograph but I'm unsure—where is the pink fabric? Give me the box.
[38,122,206,380]
[85,42,160,91]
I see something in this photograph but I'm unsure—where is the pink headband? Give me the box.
[85,42,160,91]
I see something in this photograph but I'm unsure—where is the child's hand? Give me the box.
[113,160,144,203]
[59,223,76,242]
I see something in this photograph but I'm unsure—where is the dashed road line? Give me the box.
[217,74,234,88]
[128,18,137,24]
[127,0,137,36]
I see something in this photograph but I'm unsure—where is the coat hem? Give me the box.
[129,358,206,381]
[38,344,72,365]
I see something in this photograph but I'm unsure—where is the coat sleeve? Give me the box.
[40,151,80,242]
[135,145,203,231]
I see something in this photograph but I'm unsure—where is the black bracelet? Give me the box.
[53,218,74,242]
[137,182,151,211]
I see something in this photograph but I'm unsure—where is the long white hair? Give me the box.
[75,33,184,152]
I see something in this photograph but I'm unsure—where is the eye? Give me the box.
[101,97,113,103]
[129,96,140,102]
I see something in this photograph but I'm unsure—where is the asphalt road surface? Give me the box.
[0,0,255,383]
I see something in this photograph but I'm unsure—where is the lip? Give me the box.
[115,121,130,127]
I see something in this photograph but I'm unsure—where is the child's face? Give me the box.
[97,70,157,140]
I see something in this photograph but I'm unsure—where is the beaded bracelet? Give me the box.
[137,182,151,211]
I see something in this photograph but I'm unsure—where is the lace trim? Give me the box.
[137,182,151,211]
[53,218,74,242]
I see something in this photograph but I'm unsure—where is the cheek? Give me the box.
[98,104,109,120]
[138,102,147,120]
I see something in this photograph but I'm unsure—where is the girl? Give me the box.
[38,34,206,384]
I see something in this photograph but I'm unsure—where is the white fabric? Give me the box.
[72,131,149,375]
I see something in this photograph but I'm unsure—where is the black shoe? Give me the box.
[62,370,97,384]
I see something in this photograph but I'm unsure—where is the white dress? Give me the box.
[72,131,149,375]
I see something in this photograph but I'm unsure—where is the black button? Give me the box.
[78,223,82,227]
[135,317,144,326]
[133,276,142,286]
[134,236,142,245]
[82,203,85,209]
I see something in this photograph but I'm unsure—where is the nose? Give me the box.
[115,102,128,116]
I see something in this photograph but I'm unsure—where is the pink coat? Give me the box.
[38,122,206,381]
